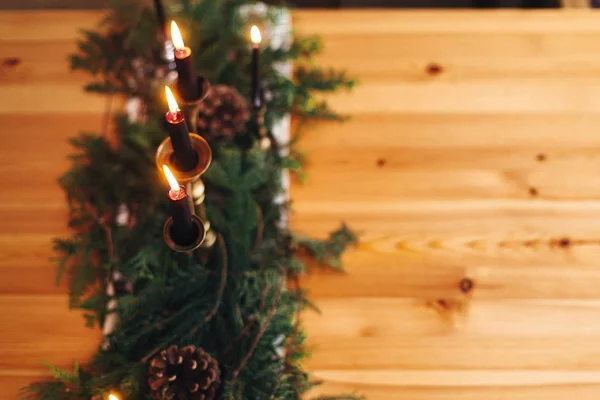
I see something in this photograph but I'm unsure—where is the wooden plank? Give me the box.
[301,249,600,300]
[312,370,600,388]
[0,83,105,114]
[308,372,600,400]
[6,11,600,41]
[316,80,600,114]
[313,34,600,81]
[0,113,102,207]
[0,11,101,42]
[294,114,600,150]
[290,200,600,238]
[0,42,89,85]
[0,296,100,372]
[0,375,48,400]
[293,149,600,201]
[302,298,600,370]
[293,10,600,35]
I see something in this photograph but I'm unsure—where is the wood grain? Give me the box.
[2,8,600,400]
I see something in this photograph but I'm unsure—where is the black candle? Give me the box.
[171,21,199,102]
[153,0,166,37]
[165,86,197,171]
[163,165,196,245]
[250,25,262,110]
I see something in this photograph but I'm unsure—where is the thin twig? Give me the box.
[252,204,264,251]
[233,273,284,378]
[223,315,256,355]
[224,271,271,355]
[203,233,228,323]
[258,273,270,311]
[98,216,115,262]
[269,273,302,400]
[141,344,161,364]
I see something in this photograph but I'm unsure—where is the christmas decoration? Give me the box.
[196,85,250,143]
[148,345,220,400]
[22,1,359,399]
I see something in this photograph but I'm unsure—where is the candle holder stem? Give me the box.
[191,178,216,249]
[183,102,201,135]
[256,105,273,150]
[185,182,195,214]
[177,75,210,135]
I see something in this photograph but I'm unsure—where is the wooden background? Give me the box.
[2,9,600,400]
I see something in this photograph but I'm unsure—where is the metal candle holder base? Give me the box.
[160,75,217,251]
[163,214,206,253]
[178,76,211,106]
[178,76,210,135]
[155,133,212,184]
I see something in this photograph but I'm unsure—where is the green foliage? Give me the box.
[25,0,358,399]
[294,225,358,270]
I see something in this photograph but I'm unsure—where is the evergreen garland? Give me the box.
[22,1,359,399]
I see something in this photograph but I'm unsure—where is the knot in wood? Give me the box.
[426,62,443,76]
[529,187,538,197]
[558,237,571,248]
[2,57,20,68]
[459,277,474,294]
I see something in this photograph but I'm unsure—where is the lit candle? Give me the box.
[250,25,262,110]
[165,86,197,171]
[163,165,195,245]
[171,21,198,102]
[108,393,120,400]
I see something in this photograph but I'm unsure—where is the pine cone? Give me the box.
[148,345,221,400]
[196,85,249,142]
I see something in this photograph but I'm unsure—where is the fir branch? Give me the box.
[294,224,358,270]
[233,271,285,378]
[203,234,229,323]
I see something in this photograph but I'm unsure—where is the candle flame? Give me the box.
[163,165,180,193]
[108,394,120,400]
[165,86,179,114]
[171,21,185,50]
[251,25,262,44]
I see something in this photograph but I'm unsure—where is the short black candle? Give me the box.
[163,166,196,246]
[171,21,199,102]
[250,25,262,110]
[165,86,197,171]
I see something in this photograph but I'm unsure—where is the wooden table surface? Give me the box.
[3,9,600,400]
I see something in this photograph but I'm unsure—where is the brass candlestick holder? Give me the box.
[158,75,216,252]
[156,133,212,252]
[180,76,211,130]
[256,105,273,150]
[155,133,212,184]
[163,214,206,253]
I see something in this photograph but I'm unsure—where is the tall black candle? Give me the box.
[163,165,196,246]
[171,21,199,102]
[250,25,262,110]
[165,86,197,171]
[153,0,166,36]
